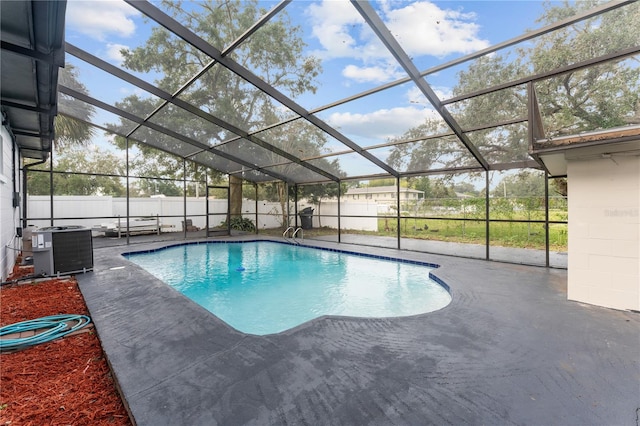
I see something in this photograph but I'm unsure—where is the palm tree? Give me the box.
[54,64,95,149]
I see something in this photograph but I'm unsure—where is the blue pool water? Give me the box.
[125,241,451,335]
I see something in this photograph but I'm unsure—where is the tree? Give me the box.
[27,65,99,198]
[388,1,639,171]
[454,182,478,196]
[491,170,547,237]
[430,180,456,199]
[124,145,217,197]
[491,170,545,198]
[26,65,95,169]
[27,147,126,196]
[367,178,397,188]
[551,177,567,197]
[411,176,431,197]
[228,116,345,227]
[409,176,455,199]
[107,0,322,217]
[525,1,640,136]
[296,179,346,228]
[53,64,96,150]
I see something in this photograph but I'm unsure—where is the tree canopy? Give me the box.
[387,1,640,173]
[54,64,95,150]
[409,176,456,199]
[491,170,545,198]
[107,0,325,181]
[34,1,636,202]
[27,147,126,196]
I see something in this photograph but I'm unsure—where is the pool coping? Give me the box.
[122,239,452,336]
[77,235,640,426]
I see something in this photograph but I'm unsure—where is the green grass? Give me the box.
[260,213,568,252]
[374,217,567,251]
[260,197,569,251]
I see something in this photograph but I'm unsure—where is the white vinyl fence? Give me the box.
[26,196,379,233]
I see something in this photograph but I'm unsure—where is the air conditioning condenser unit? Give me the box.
[32,226,93,276]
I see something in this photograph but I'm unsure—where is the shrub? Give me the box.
[221,216,256,232]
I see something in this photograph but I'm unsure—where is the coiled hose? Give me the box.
[0,314,91,352]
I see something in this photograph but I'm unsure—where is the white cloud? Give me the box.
[405,85,453,104]
[432,86,453,101]
[326,106,438,141]
[342,64,404,84]
[308,0,488,59]
[117,86,147,98]
[307,0,398,82]
[104,43,129,64]
[306,0,489,84]
[406,86,428,105]
[306,1,366,59]
[384,2,489,57]
[66,1,139,41]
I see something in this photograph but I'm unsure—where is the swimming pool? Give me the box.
[125,241,451,335]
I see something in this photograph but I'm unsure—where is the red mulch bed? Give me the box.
[0,262,131,425]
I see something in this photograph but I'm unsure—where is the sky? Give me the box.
[62,0,554,180]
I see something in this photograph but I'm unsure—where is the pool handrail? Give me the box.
[283,226,294,239]
[292,227,303,241]
[283,226,303,245]
[283,226,296,244]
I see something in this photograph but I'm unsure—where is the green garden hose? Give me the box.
[0,314,91,352]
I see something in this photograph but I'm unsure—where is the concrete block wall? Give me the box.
[567,155,640,311]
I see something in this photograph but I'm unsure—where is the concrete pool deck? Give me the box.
[77,236,639,425]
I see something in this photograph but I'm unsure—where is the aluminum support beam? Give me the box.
[443,46,640,106]
[351,1,489,171]
[55,111,257,178]
[396,177,401,249]
[59,85,295,184]
[544,173,550,267]
[65,43,339,183]
[124,0,397,178]
[124,1,290,143]
[125,138,130,245]
[310,0,635,115]
[485,171,490,260]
